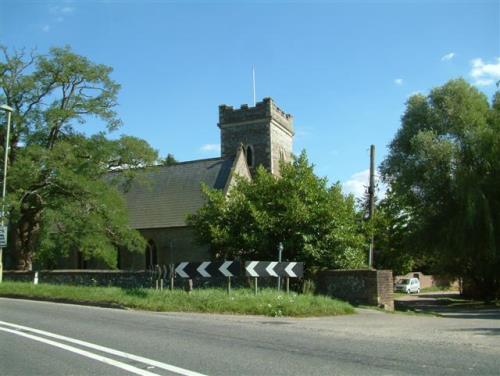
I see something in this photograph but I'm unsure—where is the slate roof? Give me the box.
[121,158,233,229]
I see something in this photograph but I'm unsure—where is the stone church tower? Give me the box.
[218,97,294,175]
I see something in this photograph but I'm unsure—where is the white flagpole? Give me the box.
[252,65,256,106]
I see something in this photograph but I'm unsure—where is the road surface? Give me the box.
[0,297,499,375]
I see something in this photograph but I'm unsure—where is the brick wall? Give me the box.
[316,269,394,311]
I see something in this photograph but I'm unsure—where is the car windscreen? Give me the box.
[398,279,410,284]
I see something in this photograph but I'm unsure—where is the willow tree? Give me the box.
[0,46,157,269]
[381,79,500,299]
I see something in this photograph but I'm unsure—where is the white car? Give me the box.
[394,278,421,294]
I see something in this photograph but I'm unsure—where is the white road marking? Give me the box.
[0,320,207,376]
[0,326,159,376]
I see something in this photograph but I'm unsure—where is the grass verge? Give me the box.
[420,286,459,293]
[0,282,354,317]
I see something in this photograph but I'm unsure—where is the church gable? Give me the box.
[223,145,252,194]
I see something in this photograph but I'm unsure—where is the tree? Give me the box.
[161,153,178,166]
[381,79,500,299]
[370,190,418,275]
[0,46,158,269]
[187,151,367,270]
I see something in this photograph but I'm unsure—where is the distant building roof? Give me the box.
[122,158,233,229]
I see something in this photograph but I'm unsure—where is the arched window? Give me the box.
[145,240,158,270]
[279,148,286,161]
[246,145,254,167]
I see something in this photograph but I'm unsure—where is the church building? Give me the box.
[118,97,294,269]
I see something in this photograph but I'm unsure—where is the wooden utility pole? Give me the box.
[368,145,375,268]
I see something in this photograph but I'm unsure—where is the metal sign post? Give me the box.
[277,243,283,291]
[169,263,174,290]
[0,105,13,283]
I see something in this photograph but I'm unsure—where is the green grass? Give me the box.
[420,286,459,293]
[0,282,354,317]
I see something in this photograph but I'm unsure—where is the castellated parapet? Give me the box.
[218,97,294,135]
[218,97,294,176]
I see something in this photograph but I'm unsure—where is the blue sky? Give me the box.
[1,0,499,198]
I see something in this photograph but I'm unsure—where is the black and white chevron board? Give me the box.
[172,261,304,279]
[245,261,303,278]
[174,261,241,278]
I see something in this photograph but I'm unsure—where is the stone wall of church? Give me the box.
[270,119,293,175]
[218,97,294,175]
[220,121,271,172]
[119,226,210,270]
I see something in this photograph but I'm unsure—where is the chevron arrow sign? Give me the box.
[174,261,241,278]
[244,262,303,278]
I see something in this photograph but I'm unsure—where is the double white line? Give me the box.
[0,320,206,376]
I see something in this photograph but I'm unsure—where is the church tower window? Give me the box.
[246,145,254,167]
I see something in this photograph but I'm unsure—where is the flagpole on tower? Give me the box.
[252,65,256,106]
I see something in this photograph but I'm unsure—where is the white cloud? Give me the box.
[42,25,50,32]
[48,4,76,24]
[394,78,403,85]
[199,143,220,153]
[441,52,455,61]
[343,169,369,198]
[50,5,74,15]
[470,58,500,86]
[60,6,75,14]
[342,169,387,200]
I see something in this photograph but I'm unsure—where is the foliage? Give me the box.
[188,151,367,270]
[0,281,355,317]
[0,46,158,269]
[160,153,178,166]
[370,190,418,275]
[381,79,500,299]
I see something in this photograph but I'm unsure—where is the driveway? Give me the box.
[395,291,500,320]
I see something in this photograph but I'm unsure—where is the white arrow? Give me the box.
[246,261,259,277]
[219,261,234,277]
[197,262,211,277]
[284,262,297,277]
[266,262,278,277]
[175,262,189,278]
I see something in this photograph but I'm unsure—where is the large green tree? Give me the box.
[370,190,418,276]
[381,79,500,299]
[0,46,158,269]
[188,152,367,270]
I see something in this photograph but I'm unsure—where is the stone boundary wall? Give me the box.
[316,269,394,311]
[2,270,290,291]
[3,270,153,289]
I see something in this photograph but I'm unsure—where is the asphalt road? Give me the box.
[0,298,499,376]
